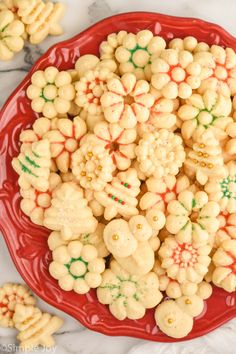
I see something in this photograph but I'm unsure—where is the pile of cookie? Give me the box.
[0,0,65,61]
[0,283,63,349]
[12,30,236,339]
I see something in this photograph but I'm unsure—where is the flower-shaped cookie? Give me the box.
[214,212,236,247]
[154,300,193,339]
[27,66,75,118]
[196,45,236,96]
[158,236,212,284]
[12,139,51,192]
[140,174,190,212]
[20,172,61,226]
[43,116,87,173]
[178,90,233,141]
[166,190,220,244]
[114,30,166,79]
[75,68,114,115]
[71,137,115,191]
[94,168,141,220]
[151,49,202,99]
[97,260,162,320]
[0,9,24,61]
[16,0,66,44]
[212,239,236,292]
[13,303,63,350]
[44,182,98,239]
[99,30,127,60]
[135,130,185,178]
[0,283,35,328]
[137,94,177,137]
[101,73,154,129]
[94,121,136,170]
[184,130,225,185]
[19,117,52,150]
[205,161,236,213]
[49,241,105,294]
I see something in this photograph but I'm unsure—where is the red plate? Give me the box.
[0,12,236,342]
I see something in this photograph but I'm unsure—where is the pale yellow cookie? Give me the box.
[101,73,154,129]
[27,67,75,118]
[75,68,114,115]
[151,48,202,99]
[20,172,61,225]
[71,136,115,191]
[97,260,162,320]
[214,212,236,247]
[49,241,105,294]
[158,236,212,284]
[0,283,35,328]
[154,300,193,339]
[99,30,127,60]
[205,161,236,213]
[135,130,185,178]
[178,90,232,142]
[184,130,226,185]
[0,9,24,60]
[94,121,137,170]
[212,239,236,292]
[114,30,166,79]
[13,304,63,349]
[140,174,190,212]
[94,168,140,220]
[166,190,220,244]
[176,294,204,317]
[44,182,98,239]
[196,45,236,96]
[15,0,65,44]
[12,139,51,192]
[43,116,87,173]
[168,36,209,53]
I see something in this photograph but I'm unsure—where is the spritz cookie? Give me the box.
[135,130,185,178]
[49,240,105,294]
[27,67,75,118]
[0,283,35,328]
[97,260,162,320]
[101,73,154,129]
[214,212,236,247]
[44,182,98,239]
[151,48,202,99]
[0,9,24,60]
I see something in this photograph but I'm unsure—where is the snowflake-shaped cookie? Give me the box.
[101,73,154,129]
[97,260,162,320]
[71,137,115,191]
[139,174,190,212]
[178,90,233,141]
[151,49,202,99]
[166,190,220,244]
[49,241,105,294]
[94,121,136,170]
[135,130,185,178]
[0,9,24,61]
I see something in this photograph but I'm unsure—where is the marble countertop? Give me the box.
[0,0,236,353]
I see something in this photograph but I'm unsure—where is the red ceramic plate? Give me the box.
[0,12,236,343]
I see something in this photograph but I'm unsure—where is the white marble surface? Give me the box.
[0,0,236,353]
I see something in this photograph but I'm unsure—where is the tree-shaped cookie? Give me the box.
[44,182,98,239]
[94,168,141,220]
[13,304,63,349]
[184,130,225,185]
[12,139,51,192]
